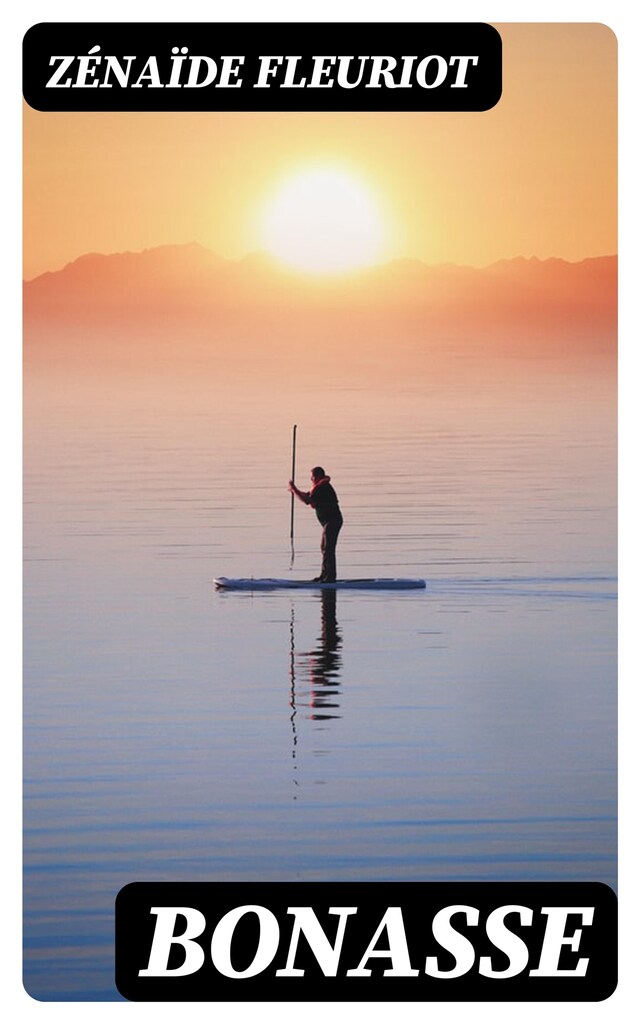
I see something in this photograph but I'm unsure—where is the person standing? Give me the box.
[288,467,343,582]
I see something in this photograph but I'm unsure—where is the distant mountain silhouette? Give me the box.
[24,243,616,366]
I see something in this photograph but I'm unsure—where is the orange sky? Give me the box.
[23,23,617,280]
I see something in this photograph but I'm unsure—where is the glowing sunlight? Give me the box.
[261,167,384,274]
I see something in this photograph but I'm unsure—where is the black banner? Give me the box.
[23,22,502,112]
[116,881,616,1001]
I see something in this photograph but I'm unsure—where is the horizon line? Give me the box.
[23,242,619,285]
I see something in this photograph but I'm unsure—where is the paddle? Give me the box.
[289,424,297,569]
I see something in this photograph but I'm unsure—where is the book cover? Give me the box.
[19,5,624,1014]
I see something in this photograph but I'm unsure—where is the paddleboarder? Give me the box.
[288,467,343,582]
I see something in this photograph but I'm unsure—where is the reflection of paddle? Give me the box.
[289,424,297,569]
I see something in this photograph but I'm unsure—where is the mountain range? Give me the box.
[24,244,617,365]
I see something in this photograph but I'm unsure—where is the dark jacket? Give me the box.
[308,480,342,527]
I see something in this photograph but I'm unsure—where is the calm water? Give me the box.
[23,356,616,1000]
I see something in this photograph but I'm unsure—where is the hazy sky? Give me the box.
[23,23,617,279]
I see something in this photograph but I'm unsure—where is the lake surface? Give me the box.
[23,352,616,1000]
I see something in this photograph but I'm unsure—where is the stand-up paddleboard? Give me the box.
[214,577,426,591]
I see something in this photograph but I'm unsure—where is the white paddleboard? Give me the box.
[214,577,426,591]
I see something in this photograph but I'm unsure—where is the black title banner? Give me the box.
[23,22,502,112]
[116,881,616,1001]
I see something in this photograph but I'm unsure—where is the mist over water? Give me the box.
[23,348,616,1000]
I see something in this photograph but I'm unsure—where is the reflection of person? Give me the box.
[306,590,343,719]
[288,467,343,582]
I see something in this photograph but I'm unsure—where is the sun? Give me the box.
[261,167,384,274]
